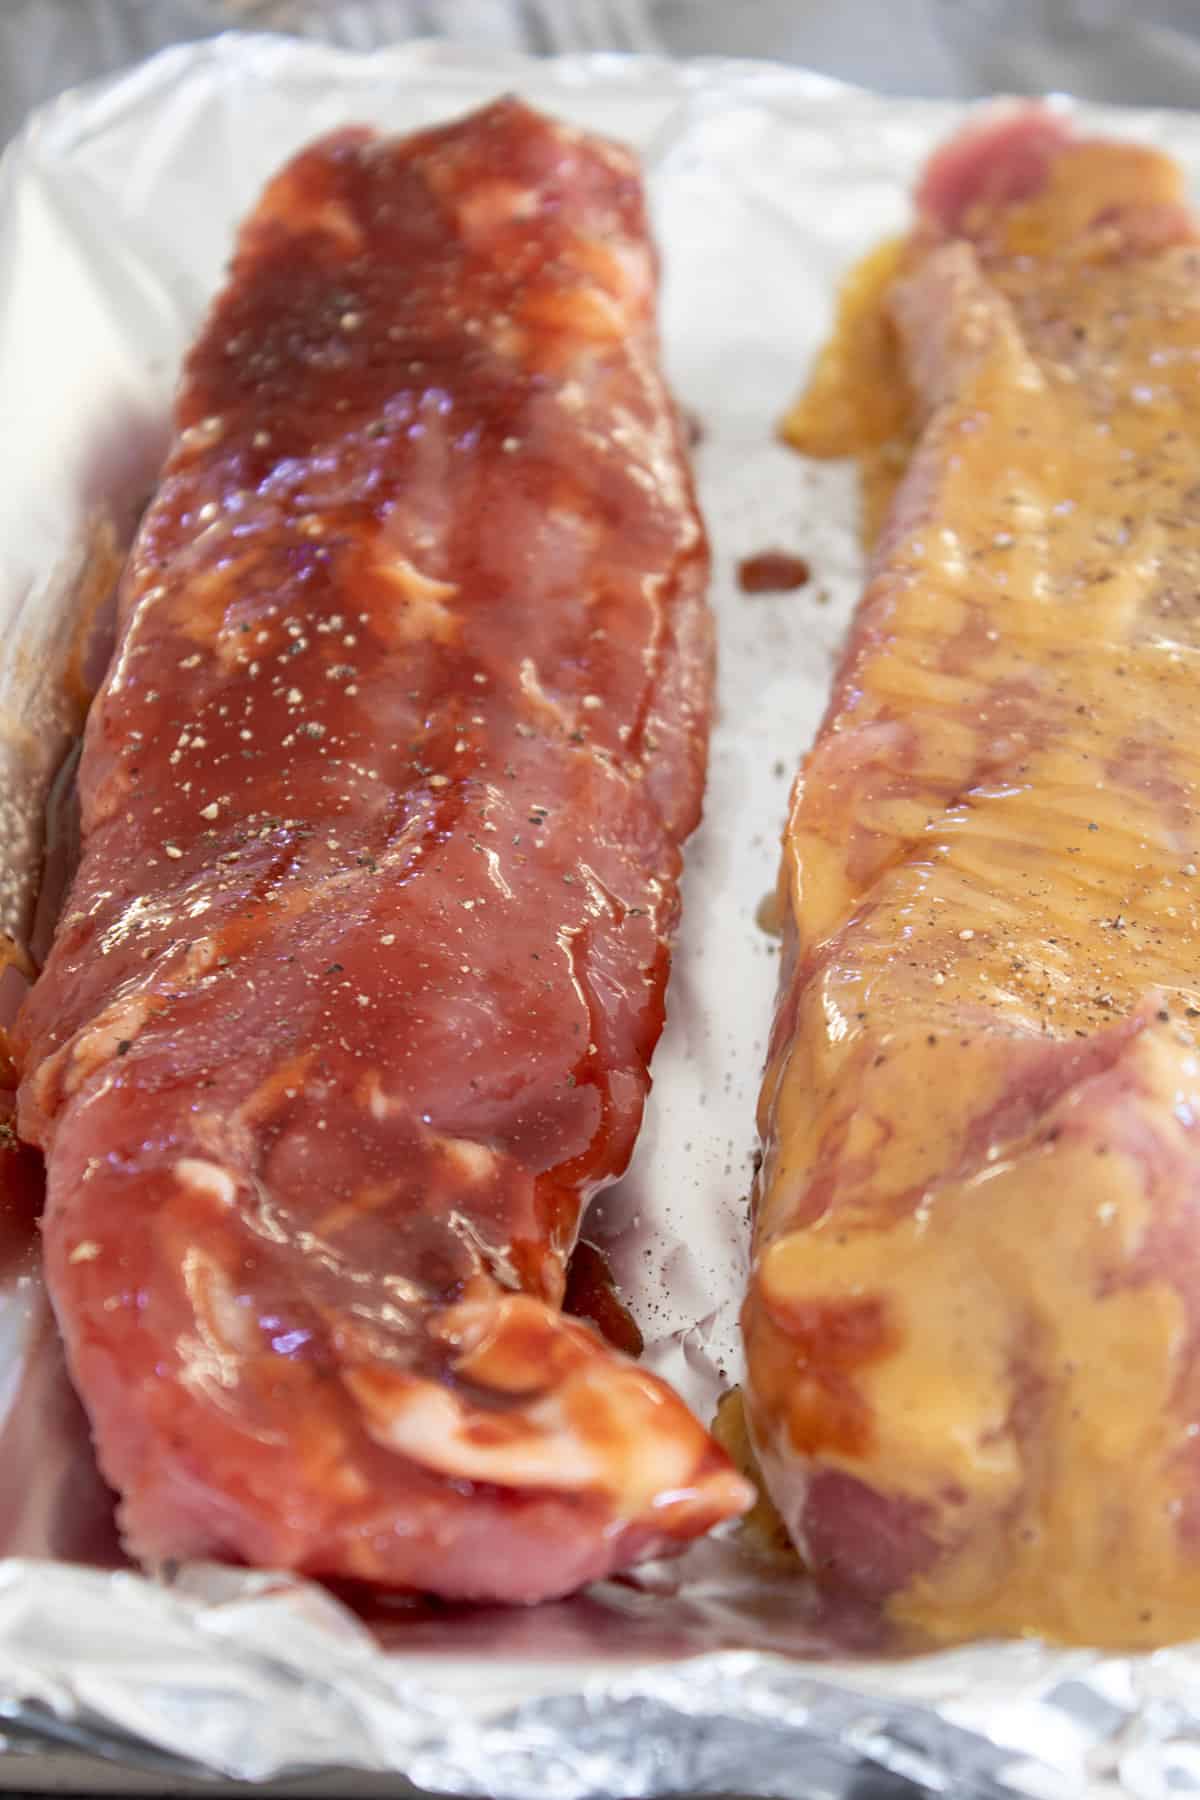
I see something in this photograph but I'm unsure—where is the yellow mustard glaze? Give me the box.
[748,139,1200,1647]
[712,1387,800,1562]
[780,236,915,546]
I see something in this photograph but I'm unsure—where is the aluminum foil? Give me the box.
[9,32,1200,1798]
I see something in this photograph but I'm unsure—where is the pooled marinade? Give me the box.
[15,98,750,1602]
[746,108,1200,1647]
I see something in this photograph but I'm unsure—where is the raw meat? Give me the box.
[746,108,1200,1646]
[16,98,750,1601]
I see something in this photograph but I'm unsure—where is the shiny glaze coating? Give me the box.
[15,98,749,1600]
[749,110,1200,1646]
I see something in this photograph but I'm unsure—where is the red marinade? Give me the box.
[15,98,750,1601]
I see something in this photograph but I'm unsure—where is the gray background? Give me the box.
[7,0,1200,151]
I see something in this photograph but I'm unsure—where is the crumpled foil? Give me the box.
[8,32,1200,1799]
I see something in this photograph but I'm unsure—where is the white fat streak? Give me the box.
[347,1345,709,1518]
[180,1246,258,1388]
[63,990,156,1093]
[519,656,572,729]
[439,1137,498,1182]
[373,555,459,643]
[176,1158,238,1209]
[347,1372,605,1492]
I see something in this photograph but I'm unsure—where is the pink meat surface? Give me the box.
[15,99,750,1601]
